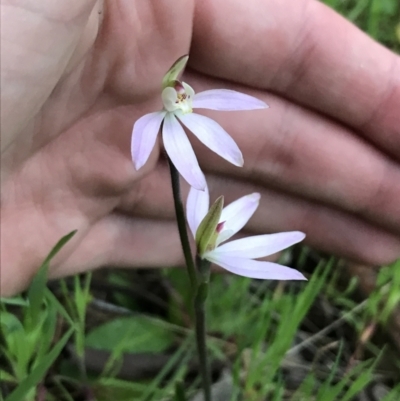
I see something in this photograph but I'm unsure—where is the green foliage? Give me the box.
[85,316,175,354]
[204,261,332,399]
[5,328,74,401]
[174,382,188,401]
[313,359,376,401]
[165,268,193,325]
[136,338,192,401]
[322,0,400,51]
[25,231,76,330]
[365,259,400,324]
[381,384,400,401]
[59,273,92,358]
[1,231,77,401]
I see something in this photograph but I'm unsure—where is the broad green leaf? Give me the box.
[85,316,174,354]
[5,327,74,401]
[162,55,189,89]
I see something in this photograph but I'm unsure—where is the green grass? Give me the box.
[2,249,400,400]
[324,0,400,52]
[1,1,400,400]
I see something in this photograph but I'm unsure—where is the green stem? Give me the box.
[167,158,198,290]
[167,158,212,400]
[194,256,212,401]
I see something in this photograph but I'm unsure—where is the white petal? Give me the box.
[182,82,195,98]
[217,193,260,245]
[215,229,234,245]
[131,111,166,170]
[192,89,268,111]
[205,254,306,280]
[162,87,179,112]
[162,113,206,190]
[186,184,210,238]
[211,231,306,259]
[177,113,243,167]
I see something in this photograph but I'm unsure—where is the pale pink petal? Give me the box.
[162,113,206,190]
[192,89,268,111]
[211,232,306,259]
[131,111,166,170]
[205,254,306,281]
[186,184,210,238]
[177,113,243,167]
[217,193,260,245]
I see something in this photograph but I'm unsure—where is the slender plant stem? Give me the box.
[167,158,198,290]
[167,158,212,400]
[194,296,211,401]
[195,256,212,401]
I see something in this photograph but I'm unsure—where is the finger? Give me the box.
[54,213,280,280]
[102,0,194,98]
[50,216,184,279]
[191,0,400,157]
[1,214,183,296]
[118,162,400,265]
[184,72,400,235]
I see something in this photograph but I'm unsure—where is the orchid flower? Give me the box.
[186,184,307,280]
[131,55,268,190]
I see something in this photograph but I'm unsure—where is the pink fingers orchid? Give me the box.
[131,55,268,190]
[186,184,307,280]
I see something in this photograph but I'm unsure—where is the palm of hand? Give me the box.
[2,0,400,295]
[1,0,195,293]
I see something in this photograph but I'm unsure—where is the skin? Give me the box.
[1,0,400,296]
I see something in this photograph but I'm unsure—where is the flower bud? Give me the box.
[195,196,224,256]
[162,55,189,89]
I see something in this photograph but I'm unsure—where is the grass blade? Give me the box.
[5,327,74,401]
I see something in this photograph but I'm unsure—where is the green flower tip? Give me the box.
[162,55,189,89]
[195,195,224,256]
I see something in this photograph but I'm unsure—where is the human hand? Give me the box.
[1,0,400,296]
[186,0,400,265]
[1,0,195,295]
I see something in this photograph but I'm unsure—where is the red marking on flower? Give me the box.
[173,80,185,94]
[216,221,225,233]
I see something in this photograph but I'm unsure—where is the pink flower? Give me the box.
[131,56,267,190]
[186,184,307,280]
